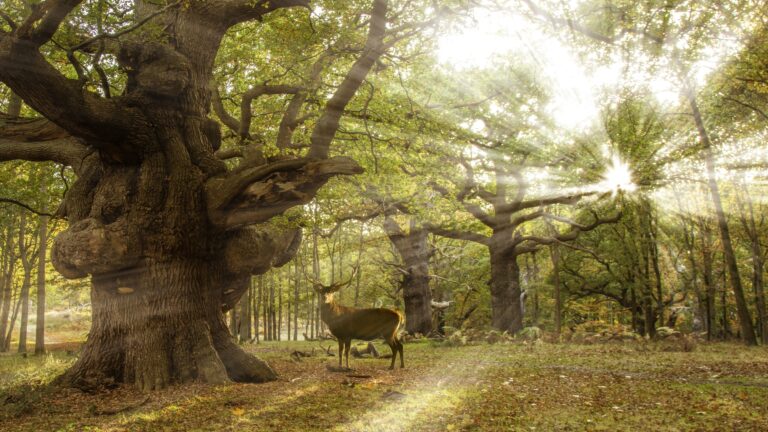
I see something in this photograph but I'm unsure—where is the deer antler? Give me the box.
[328,265,359,292]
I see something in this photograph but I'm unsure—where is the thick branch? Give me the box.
[215,147,243,160]
[429,180,495,228]
[509,191,596,212]
[0,114,89,170]
[0,38,141,157]
[512,211,622,254]
[206,156,363,229]
[276,53,329,149]
[211,87,241,134]
[424,224,490,246]
[239,85,301,139]
[308,0,388,159]
[220,0,310,27]
[0,138,87,169]
[207,158,313,211]
[17,0,82,46]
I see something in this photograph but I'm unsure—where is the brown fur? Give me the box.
[319,295,404,369]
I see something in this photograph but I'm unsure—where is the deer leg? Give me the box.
[344,340,351,369]
[337,340,344,368]
[387,338,397,370]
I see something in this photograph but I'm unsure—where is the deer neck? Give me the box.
[320,299,345,324]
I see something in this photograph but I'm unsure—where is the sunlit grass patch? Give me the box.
[0,352,74,391]
[1,340,767,431]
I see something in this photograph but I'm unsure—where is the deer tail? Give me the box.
[396,311,405,334]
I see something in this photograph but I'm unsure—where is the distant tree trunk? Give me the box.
[293,258,299,341]
[736,185,767,345]
[312,227,321,337]
[17,213,33,354]
[229,307,237,335]
[306,277,313,340]
[721,263,731,338]
[383,217,432,335]
[255,276,262,343]
[0,228,15,351]
[650,229,664,327]
[238,281,251,342]
[550,244,561,335]
[684,82,756,345]
[698,218,717,340]
[5,294,22,350]
[264,274,275,341]
[35,206,48,355]
[286,282,291,341]
[354,224,364,307]
[530,252,540,326]
[17,274,31,353]
[277,278,282,341]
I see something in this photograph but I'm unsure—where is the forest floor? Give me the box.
[0,338,767,431]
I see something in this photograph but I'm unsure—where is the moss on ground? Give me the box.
[0,340,766,431]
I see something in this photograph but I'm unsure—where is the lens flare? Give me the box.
[600,155,636,195]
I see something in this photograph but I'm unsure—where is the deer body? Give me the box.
[315,282,404,370]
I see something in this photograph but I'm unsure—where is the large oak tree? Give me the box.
[0,0,423,390]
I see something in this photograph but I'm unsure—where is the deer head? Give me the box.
[308,266,358,303]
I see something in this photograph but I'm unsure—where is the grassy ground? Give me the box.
[0,339,767,431]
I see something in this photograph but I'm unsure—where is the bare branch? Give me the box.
[0,39,143,157]
[0,197,56,217]
[0,10,17,31]
[510,191,596,212]
[512,211,622,254]
[69,1,181,52]
[277,53,329,149]
[429,180,495,228]
[723,96,768,121]
[211,87,241,134]
[17,0,83,46]
[239,85,301,139]
[308,0,388,158]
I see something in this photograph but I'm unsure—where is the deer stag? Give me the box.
[310,270,404,370]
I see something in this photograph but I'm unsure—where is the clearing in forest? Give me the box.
[1,340,767,431]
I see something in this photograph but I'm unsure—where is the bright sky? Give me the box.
[434,2,748,196]
[436,8,602,132]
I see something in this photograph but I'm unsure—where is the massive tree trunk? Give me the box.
[383,217,432,335]
[52,151,305,389]
[489,244,524,333]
